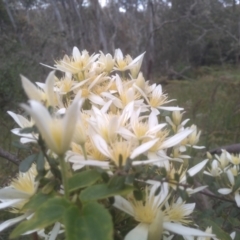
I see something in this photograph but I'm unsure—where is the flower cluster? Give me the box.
[1,47,221,239]
[205,150,240,207]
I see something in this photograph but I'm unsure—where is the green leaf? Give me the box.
[80,184,133,202]
[133,189,143,200]
[22,192,53,212]
[12,141,29,150]
[36,151,45,172]
[19,154,38,172]
[20,126,37,134]
[108,176,125,190]
[64,202,113,240]
[232,175,240,193]
[10,197,69,238]
[203,219,232,240]
[68,169,101,192]
[228,216,240,227]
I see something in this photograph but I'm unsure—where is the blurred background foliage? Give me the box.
[1,0,240,239]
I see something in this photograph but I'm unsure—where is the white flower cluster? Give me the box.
[1,47,220,239]
[205,150,240,207]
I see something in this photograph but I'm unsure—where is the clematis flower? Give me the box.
[113,184,215,240]
[21,95,82,155]
[134,83,183,115]
[114,49,145,72]
[21,71,58,107]
[0,166,38,232]
[54,47,99,76]
[218,169,240,207]
[7,111,37,144]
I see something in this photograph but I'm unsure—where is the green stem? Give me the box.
[59,155,69,200]
[81,144,88,160]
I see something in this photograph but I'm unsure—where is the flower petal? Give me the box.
[218,188,232,195]
[113,196,134,217]
[161,129,192,149]
[0,214,28,231]
[163,222,215,237]
[125,223,149,240]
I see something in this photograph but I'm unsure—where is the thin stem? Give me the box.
[59,154,69,200]
[81,144,88,160]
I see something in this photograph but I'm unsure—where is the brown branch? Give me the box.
[199,190,236,205]
[208,143,240,155]
[0,146,20,165]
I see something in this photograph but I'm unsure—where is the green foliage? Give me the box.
[68,169,101,192]
[64,202,113,240]
[80,183,133,202]
[10,197,69,238]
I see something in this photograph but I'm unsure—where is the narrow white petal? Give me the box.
[230,231,236,239]
[0,214,27,231]
[92,135,110,158]
[130,138,159,159]
[20,137,37,144]
[192,145,205,149]
[227,170,235,185]
[124,223,149,240]
[128,52,145,68]
[161,129,192,149]
[163,222,215,237]
[21,101,52,140]
[0,199,23,209]
[159,106,184,111]
[45,71,56,106]
[62,95,81,152]
[113,196,134,216]
[49,222,61,240]
[181,159,208,183]
[218,188,232,195]
[21,75,42,101]
[186,185,208,195]
[72,46,81,61]
[0,187,30,199]
[7,111,30,128]
[234,192,240,207]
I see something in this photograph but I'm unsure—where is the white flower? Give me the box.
[134,83,183,115]
[21,71,58,107]
[218,169,240,207]
[113,184,215,240]
[21,95,82,155]
[203,160,222,177]
[0,166,38,232]
[114,49,145,72]
[7,111,37,144]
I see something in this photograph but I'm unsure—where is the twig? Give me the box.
[0,147,20,165]
[199,190,236,205]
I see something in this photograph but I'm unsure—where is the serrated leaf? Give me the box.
[80,184,133,202]
[203,219,232,240]
[19,154,38,172]
[64,202,113,240]
[10,197,69,238]
[68,170,101,192]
